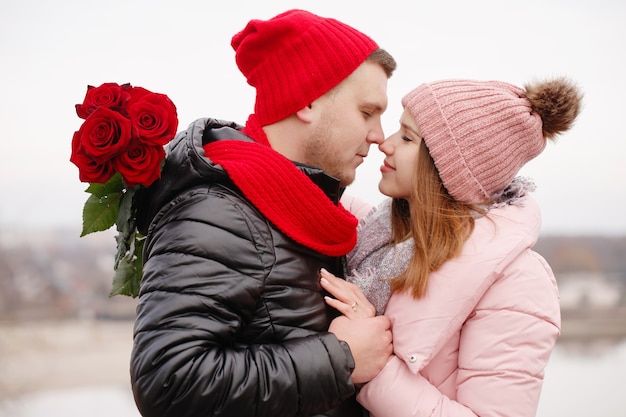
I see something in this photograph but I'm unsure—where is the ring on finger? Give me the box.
[351,301,358,312]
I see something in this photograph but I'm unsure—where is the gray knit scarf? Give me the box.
[345,176,536,315]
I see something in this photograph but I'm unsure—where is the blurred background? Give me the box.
[1,0,625,416]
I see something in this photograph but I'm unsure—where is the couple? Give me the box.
[129,9,582,417]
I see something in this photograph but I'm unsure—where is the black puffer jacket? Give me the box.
[130,118,360,417]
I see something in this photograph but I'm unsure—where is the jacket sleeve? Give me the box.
[358,356,473,416]
[357,251,561,417]
[130,186,355,417]
[340,193,374,220]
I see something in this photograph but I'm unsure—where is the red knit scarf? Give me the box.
[202,114,357,257]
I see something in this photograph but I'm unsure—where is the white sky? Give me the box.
[0,0,624,236]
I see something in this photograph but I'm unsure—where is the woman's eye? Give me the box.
[401,135,412,142]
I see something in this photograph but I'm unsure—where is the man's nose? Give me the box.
[366,126,385,145]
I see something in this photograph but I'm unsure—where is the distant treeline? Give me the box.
[1,230,625,320]
[535,235,626,278]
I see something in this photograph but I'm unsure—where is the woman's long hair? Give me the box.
[389,140,484,298]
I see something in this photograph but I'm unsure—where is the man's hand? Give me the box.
[329,315,393,384]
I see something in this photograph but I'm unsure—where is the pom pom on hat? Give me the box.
[402,78,582,204]
[231,9,378,126]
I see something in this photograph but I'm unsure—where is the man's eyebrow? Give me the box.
[363,101,386,113]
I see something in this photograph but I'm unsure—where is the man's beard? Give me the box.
[303,121,354,187]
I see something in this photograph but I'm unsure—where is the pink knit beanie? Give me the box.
[402,79,581,204]
[231,9,378,126]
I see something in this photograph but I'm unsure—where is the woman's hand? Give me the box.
[320,268,376,319]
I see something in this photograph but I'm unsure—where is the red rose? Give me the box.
[75,82,131,119]
[128,92,178,146]
[113,139,165,187]
[127,86,152,105]
[70,131,116,183]
[77,106,132,163]
[72,82,180,298]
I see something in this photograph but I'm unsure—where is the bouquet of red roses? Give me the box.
[70,82,178,297]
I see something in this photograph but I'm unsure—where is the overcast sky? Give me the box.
[1,0,624,236]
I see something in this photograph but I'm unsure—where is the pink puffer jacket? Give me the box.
[357,196,561,417]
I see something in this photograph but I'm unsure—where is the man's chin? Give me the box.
[325,167,355,187]
[338,174,355,188]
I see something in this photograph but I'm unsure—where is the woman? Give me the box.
[321,78,582,417]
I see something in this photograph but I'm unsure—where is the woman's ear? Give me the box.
[295,104,314,123]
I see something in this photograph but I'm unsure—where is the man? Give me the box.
[130,9,397,417]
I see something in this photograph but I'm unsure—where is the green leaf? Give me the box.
[109,186,143,298]
[114,227,133,270]
[109,237,144,297]
[81,192,122,236]
[117,187,137,239]
[79,174,146,297]
[113,186,138,268]
[81,174,126,236]
[110,258,135,297]
[85,173,125,197]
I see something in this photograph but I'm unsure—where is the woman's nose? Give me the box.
[378,135,394,154]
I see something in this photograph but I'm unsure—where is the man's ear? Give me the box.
[295,104,314,123]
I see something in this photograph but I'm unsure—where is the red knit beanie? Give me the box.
[231,9,378,126]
